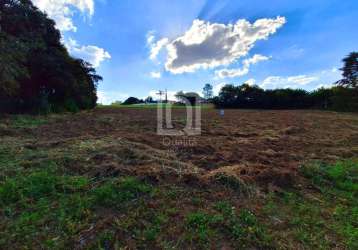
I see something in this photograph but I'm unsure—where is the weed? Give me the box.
[92,177,152,207]
[185,211,216,245]
[217,202,271,246]
[143,214,168,242]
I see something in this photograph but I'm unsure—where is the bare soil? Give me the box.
[1,107,357,249]
[16,107,358,188]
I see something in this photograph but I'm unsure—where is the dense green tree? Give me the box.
[337,52,358,88]
[202,83,213,100]
[213,83,357,112]
[122,97,143,105]
[175,91,201,105]
[145,96,154,103]
[0,0,102,113]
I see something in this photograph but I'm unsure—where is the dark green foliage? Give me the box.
[214,84,358,112]
[213,52,358,112]
[0,0,102,113]
[175,91,202,105]
[203,83,213,100]
[144,96,155,103]
[122,97,144,105]
[337,52,358,88]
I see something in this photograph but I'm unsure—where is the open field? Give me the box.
[0,108,357,249]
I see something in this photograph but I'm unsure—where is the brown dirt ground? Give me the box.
[12,107,358,189]
[1,108,358,249]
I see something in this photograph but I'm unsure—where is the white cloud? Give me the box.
[65,38,111,67]
[146,32,156,45]
[149,38,169,61]
[151,17,285,74]
[213,83,227,96]
[245,78,256,86]
[150,71,161,78]
[331,67,338,73]
[215,54,270,78]
[33,1,110,67]
[287,75,318,85]
[261,75,318,89]
[216,67,249,78]
[244,54,270,65]
[260,68,341,90]
[33,0,94,32]
[97,91,129,105]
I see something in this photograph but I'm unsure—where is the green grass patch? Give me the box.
[184,202,272,248]
[0,167,153,249]
[263,159,358,249]
[9,115,48,128]
[301,159,358,195]
[92,177,152,207]
[98,103,214,109]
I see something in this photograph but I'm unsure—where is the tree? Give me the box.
[215,84,238,108]
[337,52,358,88]
[122,97,143,105]
[202,83,213,100]
[175,91,201,105]
[0,0,102,113]
[145,96,154,103]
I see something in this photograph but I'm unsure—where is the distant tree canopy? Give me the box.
[175,91,202,105]
[0,0,102,113]
[337,52,358,89]
[212,52,358,112]
[145,96,155,103]
[203,83,213,100]
[122,97,143,105]
[213,84,358,112]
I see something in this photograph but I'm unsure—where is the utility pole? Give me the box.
[156,90,164,103]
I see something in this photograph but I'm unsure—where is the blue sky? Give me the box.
[33,0,358,104]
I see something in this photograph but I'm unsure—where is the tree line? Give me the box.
[212,84,357,111]
[0,0,102,114]
[121,53,357,112]
[212,52,357,112]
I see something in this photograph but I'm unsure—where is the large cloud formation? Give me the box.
[150,17,286,74]
[33,0,94,32]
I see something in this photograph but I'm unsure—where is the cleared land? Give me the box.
[0,108,357,249]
